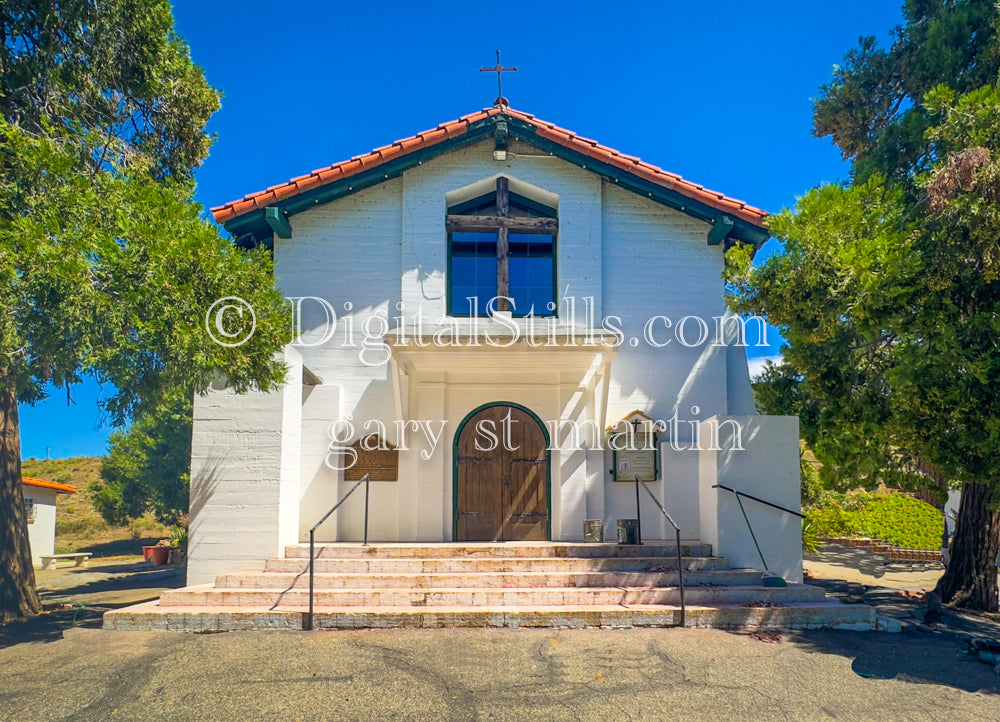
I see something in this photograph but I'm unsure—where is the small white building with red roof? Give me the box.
[21,476,77,566]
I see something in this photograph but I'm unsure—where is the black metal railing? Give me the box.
[305,473,371,630]
[711,483,803,572]
[634,477,686,627]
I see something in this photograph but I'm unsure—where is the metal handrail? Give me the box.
[306,473,371,630]
[635,477,686,627]
[711,484,804,518]
[711,483,803,572]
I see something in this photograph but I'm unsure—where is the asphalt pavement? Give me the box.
[1,552,998,721]
[2,624,999,721]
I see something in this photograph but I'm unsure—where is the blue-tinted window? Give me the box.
[449,232,497,315]
[509,234,554,316]
[447,187,557,318]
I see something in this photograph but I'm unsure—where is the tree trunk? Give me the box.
[0,382,41,622]
[934,481,1000,612]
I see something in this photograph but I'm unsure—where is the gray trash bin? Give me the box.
[617,519,639,545]
[583,519,604,543]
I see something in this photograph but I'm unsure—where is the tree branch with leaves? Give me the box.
[0,0,290,622]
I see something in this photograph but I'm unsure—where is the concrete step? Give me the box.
[106,538,874,632]
[283,542,712,559]
[264,555,731,574]
[104,600,876,632]
[159,583,827,608]
[217,569,764,590]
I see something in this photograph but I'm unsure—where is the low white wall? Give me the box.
[24,487,58,566]
[698,415,802,583]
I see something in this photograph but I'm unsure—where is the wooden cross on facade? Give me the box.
[445,178,558,313]
[480,50,517,107]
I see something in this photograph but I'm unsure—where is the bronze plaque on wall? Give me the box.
[345,435,399,481]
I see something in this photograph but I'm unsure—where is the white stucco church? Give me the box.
[188,104,803,589]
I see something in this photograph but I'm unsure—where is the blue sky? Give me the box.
[18,0,903,459]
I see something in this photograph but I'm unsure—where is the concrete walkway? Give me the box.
[804,543,945,591]
[34,556,185,608]
[804,543,1000,641]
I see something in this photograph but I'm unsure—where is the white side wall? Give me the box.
[601,183,725,427]
[698,415,802,582]
[660,443,701,540]
[187,348,303,585]
[277,179,403,544]
[944,490,961,536]
[600,183,727,538]
[24,487,58,566]
[724,318,758,416]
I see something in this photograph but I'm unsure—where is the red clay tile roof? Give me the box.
[211,107,768,229]
[22,476,78,494]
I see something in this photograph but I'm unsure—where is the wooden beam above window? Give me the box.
[496,178,510,311]
[446,215,558,233]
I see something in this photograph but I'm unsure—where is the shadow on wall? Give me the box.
[188,446,225,529]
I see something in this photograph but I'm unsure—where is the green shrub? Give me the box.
[805,506,856,537]
[800,450,824,508]
[837,492,869,512]
[55,516,100,536]
[802,517,820,555]
[849,494,944,550]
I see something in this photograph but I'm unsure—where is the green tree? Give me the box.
[1,1,291,622]
[91,389,192,526]
[732,0,1000,611]
[728,82,1000,610]
[752,359,936,495]
[813,0,1000,185]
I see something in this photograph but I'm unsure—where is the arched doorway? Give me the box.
[453,403,550,541]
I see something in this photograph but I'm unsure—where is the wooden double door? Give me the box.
[455,405,549,541]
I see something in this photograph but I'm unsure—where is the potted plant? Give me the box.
[168,525,188,565]
[149,541,171,566]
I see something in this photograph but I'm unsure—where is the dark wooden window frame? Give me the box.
[446,177,558,317]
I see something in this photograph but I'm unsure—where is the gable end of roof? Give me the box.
[213,108,769,247]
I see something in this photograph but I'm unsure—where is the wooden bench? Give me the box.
[39,553,91,570]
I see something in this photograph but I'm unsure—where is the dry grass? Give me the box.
[21,456,170,557]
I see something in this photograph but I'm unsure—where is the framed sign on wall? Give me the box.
[608,412,660,482]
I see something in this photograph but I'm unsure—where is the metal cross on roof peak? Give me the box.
[480,50,517,108]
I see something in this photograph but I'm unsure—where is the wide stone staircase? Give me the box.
[103,541,875,632]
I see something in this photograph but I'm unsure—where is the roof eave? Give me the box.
[223,116,499,244]
[222,113,769,248]
[21,478,78,494]
[502,116,769,247]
